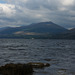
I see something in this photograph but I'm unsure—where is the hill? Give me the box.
[0,21,67,34]
[0,21,68,39]
[53,28,75,39]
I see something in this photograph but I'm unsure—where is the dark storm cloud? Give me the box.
[0,0,75,28]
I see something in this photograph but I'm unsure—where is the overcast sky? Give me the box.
[0,0,75,28]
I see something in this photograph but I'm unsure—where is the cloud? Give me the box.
[0,3,16,16]
[61,0,74,6]
[0,0,75,28]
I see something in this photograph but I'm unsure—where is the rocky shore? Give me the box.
[0,62,50,75]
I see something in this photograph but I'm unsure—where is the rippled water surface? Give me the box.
[0,39,75,75]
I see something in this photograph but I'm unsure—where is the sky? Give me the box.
[0,0,75,28]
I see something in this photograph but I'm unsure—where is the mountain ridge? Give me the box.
[1,21,75,39]
[0,21,67,35]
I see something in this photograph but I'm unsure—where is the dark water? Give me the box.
[0,39,75,75]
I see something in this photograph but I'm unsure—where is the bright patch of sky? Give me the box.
[0,0,6,3]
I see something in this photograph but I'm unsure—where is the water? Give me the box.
[0,39,75,75]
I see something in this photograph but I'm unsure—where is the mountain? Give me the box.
[0,27,11,31]
[69,28,75,33]
[0,21,68,39]
[64,28,75,39]
[22,22,67,34]
[0,21,67,34]
[54,28,75,39]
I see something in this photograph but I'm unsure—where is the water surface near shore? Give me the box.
[0,39,75,75]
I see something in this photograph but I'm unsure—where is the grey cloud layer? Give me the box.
[0,0,75,28]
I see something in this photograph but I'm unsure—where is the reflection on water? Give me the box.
[0,39,75,75]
